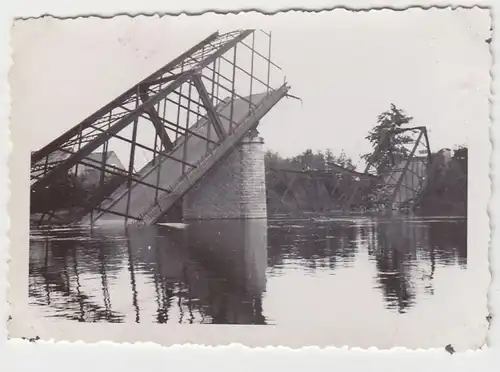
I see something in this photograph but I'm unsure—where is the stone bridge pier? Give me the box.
[182,129,267,220]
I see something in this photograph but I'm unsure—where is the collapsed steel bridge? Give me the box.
[31,29,289,226]
[267,126,433,213]
[357,126,433,209]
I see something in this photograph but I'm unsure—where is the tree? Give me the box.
[453,144,468,176]
[324,149,335,165]
[333,150,355,171]
[310,150,326,170]
[264,150,282,169]
[265,148,355,173]
[416,145,467,215]
[362,104,414,175]
[292,149,316,170]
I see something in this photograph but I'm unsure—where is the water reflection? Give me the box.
[29,220,268,324]
[29,216,467,324]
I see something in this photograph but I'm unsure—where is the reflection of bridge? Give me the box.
[28,216,467,322]
[29,220,268,324]
[30,29,289,226]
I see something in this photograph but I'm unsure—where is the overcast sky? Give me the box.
[11,8,491,168]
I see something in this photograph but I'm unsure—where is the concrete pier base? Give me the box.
[182,131,267,220]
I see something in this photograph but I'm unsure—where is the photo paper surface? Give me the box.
[7,8,492,350]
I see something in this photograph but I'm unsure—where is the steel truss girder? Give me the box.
[344,126,432,209]
[384,127,431,207]
[31,28,286,226]
[31,29,254,194]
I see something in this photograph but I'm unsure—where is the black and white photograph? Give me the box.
[7,8,491,350]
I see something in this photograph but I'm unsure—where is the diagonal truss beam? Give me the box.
[115,99,217,145]
[191,74,227,140]
[390,130,424,200]
[146,108,174,150]
[138,89,174,152]
[276,173,297,214]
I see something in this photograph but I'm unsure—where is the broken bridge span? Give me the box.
[30,29,290,226]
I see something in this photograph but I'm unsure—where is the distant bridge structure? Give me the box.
[267,126,433,214]
[30,29,290,226]
[359,126,432,209]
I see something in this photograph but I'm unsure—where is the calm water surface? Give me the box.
[29,216,467,326]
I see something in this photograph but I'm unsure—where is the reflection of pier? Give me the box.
[130,219,267,324]
[29,219,268,324]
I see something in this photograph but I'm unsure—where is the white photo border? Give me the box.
[0,1,498,371]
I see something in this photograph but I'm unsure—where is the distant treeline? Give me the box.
[417,145,467,215]
[265,148,355,171]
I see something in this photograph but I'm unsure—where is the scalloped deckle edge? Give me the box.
[4,5,496,353]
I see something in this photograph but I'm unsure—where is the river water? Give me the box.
[28,215,474,345]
